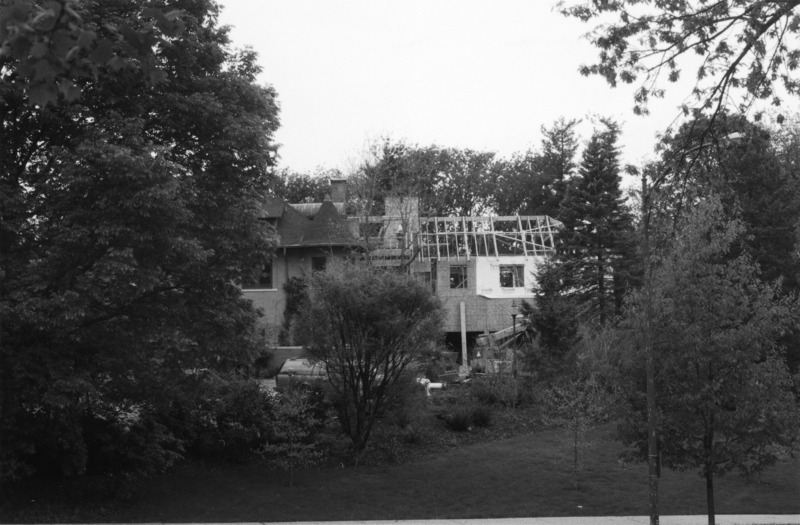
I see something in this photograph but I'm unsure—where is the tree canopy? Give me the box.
[272,168,338,204]
[296,261,442,456]
[1,0,279,481]
[0,0,185,106]
[493,118,579,217]
[617,197,799,523]
[561,0,800,120]
[553,120,635,325]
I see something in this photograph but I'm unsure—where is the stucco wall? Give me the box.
[242,247,349,342]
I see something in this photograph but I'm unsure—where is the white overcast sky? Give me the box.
[217,0,701,181]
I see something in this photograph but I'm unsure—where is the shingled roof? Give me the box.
[294,199,359,247]
[271,197,358,248]
[259,195,286,218]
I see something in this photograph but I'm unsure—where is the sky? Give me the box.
[217,1,700,183]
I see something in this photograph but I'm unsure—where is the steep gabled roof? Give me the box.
[274,199,313,247]
[294,199,359,247]
[260,195,286,218]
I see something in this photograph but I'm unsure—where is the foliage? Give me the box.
[560,0,800,119]
[186,378,274,463]
[279,276,308,345]
[260,387,324,487]
[650,113,800,372]
[430,148,498,216]
[1,0,279,481]
[0,0,184,107]
[533,323,618,488]
[522,258,581,379]
[347,139,443,217]
[493,117,580,216]
[658,114,800,294]
[617,197,800,521]
[470,405,493,428]
[349,139,499,217]
[443,408,474,432]
[272,168,336,204]
[296,261,443,458]
[551,119,636,325]
[546,377,605,487]
[470,370,524,408]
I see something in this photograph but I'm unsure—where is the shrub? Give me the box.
[260,387,324,486]
[471,373,523,408]
[401,425,425,445]
[471,405,493,428]
[298,262,443,457]
[444,409,473,432]
[177,377,274,463]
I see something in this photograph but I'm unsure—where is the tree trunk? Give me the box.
[706,469,715,525]
[705,372,716,525]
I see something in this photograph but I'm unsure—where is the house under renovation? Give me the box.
[242,179,560,366]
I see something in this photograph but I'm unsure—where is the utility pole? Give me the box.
[642,174,659,525]
[637,131,741,525]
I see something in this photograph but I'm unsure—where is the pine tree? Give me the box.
[556,120,634,325]
[493,118,579,217]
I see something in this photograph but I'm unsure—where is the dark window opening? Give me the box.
[499,264,524,288]
[243,259,273,289]
[312,256,327,273]
[450,265,467,289]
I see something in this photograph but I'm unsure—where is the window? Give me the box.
[243,259,273,289]
[311,256,327,273]
[499,265,524,288]
[450,265,467,289]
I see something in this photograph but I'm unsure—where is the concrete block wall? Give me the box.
[439,295,528,333]
[433,259,532,333]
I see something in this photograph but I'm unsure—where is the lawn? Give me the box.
[3,394,797,523]
[112,427,799,522]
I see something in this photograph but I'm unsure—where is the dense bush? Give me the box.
[260,387,325,486]
[178,378,274,463]
[470,373,525,408]
[471,405,493,428]
[444,408,474,432]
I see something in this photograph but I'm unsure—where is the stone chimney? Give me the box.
[329,178,347,203]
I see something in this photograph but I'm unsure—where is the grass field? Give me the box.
[3,414,797,523]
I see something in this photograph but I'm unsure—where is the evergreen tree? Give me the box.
[555,120,634,325]
[493,117,579,217]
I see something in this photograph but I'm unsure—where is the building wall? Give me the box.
[245,249,548,342]
[432,256,544,333]
[243,247,348,341]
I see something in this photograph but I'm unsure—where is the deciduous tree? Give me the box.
[0,0,184,106]
[296,261,442,459]
[561,0,800,120]
[1,0,279,481]
[272,168,333,204]
[617,198,800,525]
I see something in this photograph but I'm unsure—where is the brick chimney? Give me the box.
[329,178,347,203]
